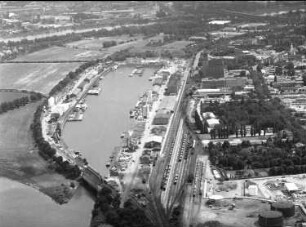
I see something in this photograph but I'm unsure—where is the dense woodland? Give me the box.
[91,186,153,227]
[207,138,306,177]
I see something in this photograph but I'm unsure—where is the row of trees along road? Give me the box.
[31,101,81,180]
[49,60,98,96]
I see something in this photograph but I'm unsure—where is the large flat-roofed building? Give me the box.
[193,88,231,98]
[201,77,250,89]
[152,109,171,125]
[165,73,181,95]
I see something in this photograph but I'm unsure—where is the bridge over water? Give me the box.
[81,166,105,193]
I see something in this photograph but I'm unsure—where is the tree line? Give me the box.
[30,101,81,180]
[49,60,98,96]
[102,40,117,48]
[0,93,43,114]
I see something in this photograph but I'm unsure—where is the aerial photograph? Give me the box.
[0,1,306,227]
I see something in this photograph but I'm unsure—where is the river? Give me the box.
[0,66,156,227]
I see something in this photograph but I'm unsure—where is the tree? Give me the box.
[187,173,194,183]
[275,66,282,76]
[156,10,167,18]
[302,75,306,86]
[286,62,295,77]
[256,64,263,72]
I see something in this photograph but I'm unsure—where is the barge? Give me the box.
[87,88,101,95]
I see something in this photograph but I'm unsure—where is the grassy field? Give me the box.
[0,39,145,95]
[65,35,142,50]
[0,91,29,103]
[0,101,75,202]
[0,46,110,94]
[13,46,106,61]
[0,62,81,94]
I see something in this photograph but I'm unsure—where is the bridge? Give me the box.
[81,166,105,193]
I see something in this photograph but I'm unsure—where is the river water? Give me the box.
[0,66,156,227]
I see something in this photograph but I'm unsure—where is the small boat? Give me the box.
[130,111,135,118]
[106,162,111,168]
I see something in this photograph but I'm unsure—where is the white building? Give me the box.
[248,185,258,196]
[285,182,298,193]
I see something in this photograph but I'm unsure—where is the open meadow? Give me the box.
[0,62,81,94]
[0,90,30,103]
[12,46,107,61]
[0,46,110,94]
[0,101,74,201]
[65,35,142,50]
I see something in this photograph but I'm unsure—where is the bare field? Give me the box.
[0,102,75,201]
[0,62,81,94]
[0,91,29,103]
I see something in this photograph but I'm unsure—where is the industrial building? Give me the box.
[152,109,171,125]
[165,73,181,95]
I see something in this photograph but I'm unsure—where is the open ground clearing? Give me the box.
[195,198,304,227]
[0,91,30,103]
[0,101,75,202]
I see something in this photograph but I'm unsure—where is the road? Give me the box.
[119,81,168,207]
[193,50,203,71]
